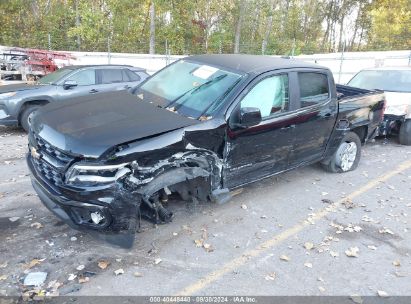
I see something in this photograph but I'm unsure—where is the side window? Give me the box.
[241,74,289,119]
[100,69,124,84]
[298,72,329,107]
[125,69,141,82]
[66,69,96,86]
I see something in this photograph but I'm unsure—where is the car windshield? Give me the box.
[37,68,74,85]
[348,70,411,93]
[134,60,243,119]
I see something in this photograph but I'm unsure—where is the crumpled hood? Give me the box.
[31,91,199,158]
[0,83,45,94]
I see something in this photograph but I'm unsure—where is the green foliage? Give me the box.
[0,0,409,54]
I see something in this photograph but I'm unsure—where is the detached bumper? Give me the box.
[27,154,139,248]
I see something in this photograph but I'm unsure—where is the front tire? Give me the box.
[20,105,41,132]
[399,119,411,145]
[322,132,361,173]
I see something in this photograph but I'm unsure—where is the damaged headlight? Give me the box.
[65,163,131,187]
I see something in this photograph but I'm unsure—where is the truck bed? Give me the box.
[336,84,382,101]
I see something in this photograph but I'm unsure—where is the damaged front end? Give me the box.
[27,130,224,248]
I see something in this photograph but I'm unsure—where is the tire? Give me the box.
[399,119,411,145]
[20,105,41,132]
[322,131,361,173]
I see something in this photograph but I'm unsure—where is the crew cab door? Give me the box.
[288,70,338,166]
[224,71,298,189]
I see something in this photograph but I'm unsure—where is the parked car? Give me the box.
[347,67,411,145]
[0,65,149,131]
[27,55,385,247]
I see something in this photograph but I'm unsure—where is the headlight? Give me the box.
[0,92,17,99]
[65,163,131,187]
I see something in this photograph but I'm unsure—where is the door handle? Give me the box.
[124,85,131,89]
[89,89,99,93]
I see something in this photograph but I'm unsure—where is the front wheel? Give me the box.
[322,132,361,173]
[399,119,411,145]
[20,105,41,132]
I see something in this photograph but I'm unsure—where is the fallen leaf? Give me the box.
[68,274,77,281]
[70,236,77,241]
[330,251,339,258]
[76,265,85,271]
[97,260,110,270]
[321,199,333,204]
[133,272,143,277]
[172,232,178,236]
[241,204,247,210]
[114,268,124,276]
[392,260,401,267]
[0,275,7,281]
[264,272,276,281]
[154,258,162,265]
[304,262,313,268]
[345,247,359,257]
[321,192,328,196]
[377,290,388,297]
[280,255,290,261]
[194,239,204,247]
[0,262,8,268]
[24,258,44,269]
[203,243,214,252]
[350,295,363,304]
[367,245,377,250]
[318,286,326,292]
[379,228,394,235]
[30,222,43,229]
[78,276,89,283]
[342,198,355,209]
[304,242,314,250]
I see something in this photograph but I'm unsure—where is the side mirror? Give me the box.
[239,107,262,127]
[63,80,77,90]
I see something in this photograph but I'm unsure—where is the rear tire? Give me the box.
[399,119,411,145]
[20,105,41,132]
[322,132,361,173]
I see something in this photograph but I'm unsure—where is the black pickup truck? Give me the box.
[27,55,385,247]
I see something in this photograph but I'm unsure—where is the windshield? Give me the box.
[134,60,243,119]
[38,68,74,85]
[348,70,411,93]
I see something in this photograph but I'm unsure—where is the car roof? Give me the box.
[360,66,411,71]
[186,54,325,74]
[62,64,144,70]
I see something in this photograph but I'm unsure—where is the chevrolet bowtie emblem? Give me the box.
[30,147,41,160]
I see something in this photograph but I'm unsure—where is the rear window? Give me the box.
[348,70,411,93]
[298,72,329,107]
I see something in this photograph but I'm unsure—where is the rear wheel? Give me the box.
[20,105,41,132]
[322,132,361,173]
[399,119,411,145]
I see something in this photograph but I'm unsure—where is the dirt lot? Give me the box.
[0,126,410,300]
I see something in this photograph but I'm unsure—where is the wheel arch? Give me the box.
[18,100,50,126]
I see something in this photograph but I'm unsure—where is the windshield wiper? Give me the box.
[165,74,227,109]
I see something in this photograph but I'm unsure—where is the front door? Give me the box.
[224,72,298,189]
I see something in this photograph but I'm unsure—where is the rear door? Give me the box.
[288,70,338,166]
[96,68,136,92]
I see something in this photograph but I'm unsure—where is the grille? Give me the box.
[30,133,76,187]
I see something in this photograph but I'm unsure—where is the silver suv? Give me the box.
[0,65,149,131]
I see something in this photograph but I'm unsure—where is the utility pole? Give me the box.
[75,0,80,51]
[107,37,111,64]
[48,34,51,51]
[338,41,346,84]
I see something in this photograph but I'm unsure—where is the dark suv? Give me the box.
[0,65,149,131]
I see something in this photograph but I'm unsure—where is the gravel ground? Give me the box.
[0,126,410,300]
